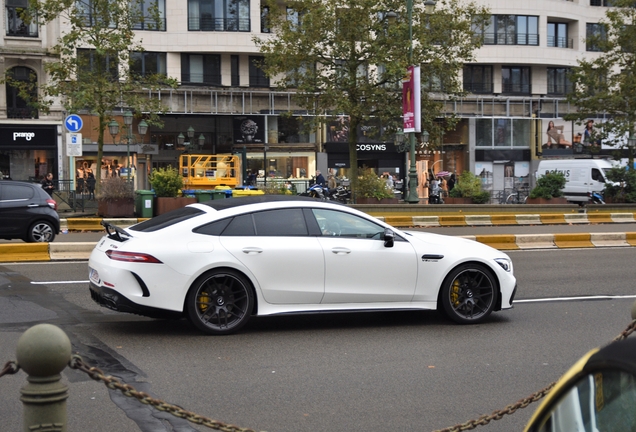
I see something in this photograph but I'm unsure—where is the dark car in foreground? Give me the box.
[0,180,60,242]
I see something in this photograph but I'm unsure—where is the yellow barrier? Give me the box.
[626,232,636,247]
[490,214,518,225]
[586,212,614,224]
[553,233,594,248]
[384,216,415,226]
[0,243,50,262]
[66,218,104,231]
[539,214,567,224]
[438,215,466,226]
[475,235,519,250]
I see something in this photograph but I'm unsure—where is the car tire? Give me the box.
[185,269,254,335]
[27,221,56,243]
[440,264,497,324]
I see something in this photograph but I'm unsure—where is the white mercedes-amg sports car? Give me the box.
[89,196,516,335]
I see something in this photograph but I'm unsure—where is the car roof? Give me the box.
[200,195,325,211]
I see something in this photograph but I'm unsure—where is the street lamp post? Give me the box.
[404,0,436,204]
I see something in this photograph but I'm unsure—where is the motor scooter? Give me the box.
[588,191,605,204]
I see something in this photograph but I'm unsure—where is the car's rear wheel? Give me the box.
[186,269,253,335]
[440,264,496,324]
[27,221,56,243]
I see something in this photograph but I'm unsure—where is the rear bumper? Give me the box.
[89,282,183,320]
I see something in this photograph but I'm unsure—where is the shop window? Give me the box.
[6,0,38,37]
[6,66,38,119]
[476,118,532,148]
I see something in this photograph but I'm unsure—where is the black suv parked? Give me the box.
[0,181,60,242]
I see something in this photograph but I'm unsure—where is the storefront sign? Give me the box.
[0,125,57,150]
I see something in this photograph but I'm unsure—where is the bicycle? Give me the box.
[505,187,529,204]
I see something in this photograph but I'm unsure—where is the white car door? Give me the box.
[219,209,325,305]
[312,209,418,303]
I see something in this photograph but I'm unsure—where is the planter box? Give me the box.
[155,197,197,215]
[526,197,568,205]
[355,197,399,204]
[98,198,135,218]
[444,197,473,204]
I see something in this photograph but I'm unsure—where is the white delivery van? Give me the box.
[536,159,616,203]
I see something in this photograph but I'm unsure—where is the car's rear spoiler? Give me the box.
[101,221,132,242]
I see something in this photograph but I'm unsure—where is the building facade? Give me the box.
[0,0,614,201]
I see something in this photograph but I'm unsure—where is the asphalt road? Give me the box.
[1,248,635,431]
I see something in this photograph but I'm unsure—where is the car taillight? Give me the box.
[105,250,163,263]
[47,199,57,211]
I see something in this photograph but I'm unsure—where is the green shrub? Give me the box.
[529,172,566,199]
[356,167,393,200]
[149,166,183,197]
[449,171,489,202]
[605,166,636,203]
[96,176,134,201]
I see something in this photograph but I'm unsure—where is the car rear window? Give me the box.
[129,207,205,232]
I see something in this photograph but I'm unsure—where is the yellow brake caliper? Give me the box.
[198,291,211,312]
[450,279,461,307]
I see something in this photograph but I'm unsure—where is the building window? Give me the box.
[6,0,38,37]
[547,22,570,48]
[590,0,613,6]
[6,67,38,119]
[476,118,532,148]
[261,6,270,33]
[181,54,221,85]
[249,56,269,87]
[77,48,119,80]
[130,52,167,78]
[188,0,250,32]
[547,67,571,95]
[587,23,607,52]
[501,66,531,95]
[463,65,493,94]
[132,0,166,31]
[480,15,539,46]
[231,55,240,86]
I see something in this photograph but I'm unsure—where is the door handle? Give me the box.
[331,247,351,255]
[27,204,39,208]
[242,247,263,254]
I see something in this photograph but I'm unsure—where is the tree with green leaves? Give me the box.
[254,0,488,196]
[9,0,176,191]
[565,0,636,170]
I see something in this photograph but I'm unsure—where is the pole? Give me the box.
[127,124,131,182]
[406,0,419,204]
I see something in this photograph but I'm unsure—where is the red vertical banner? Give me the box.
[402,66,421,133]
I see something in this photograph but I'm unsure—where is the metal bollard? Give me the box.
[16,324,72,432]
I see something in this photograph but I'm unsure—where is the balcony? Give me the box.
[547,36,573,49]
[188,17,250,32]
[482,32,539,46]
[463,82,494,94]
[501,83,532,95]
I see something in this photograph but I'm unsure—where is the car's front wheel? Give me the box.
[186,269,254,335]
[27,221,56,243]
[440,264,497,324]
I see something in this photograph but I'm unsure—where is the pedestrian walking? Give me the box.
[86,172,96,200]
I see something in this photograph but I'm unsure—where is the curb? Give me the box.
[2,232,636,263]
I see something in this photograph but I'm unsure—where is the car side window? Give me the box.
[311,209,384,239]
[193,218,232,236]
[223,214,256,236]
[253,209,308,236]
[2,184,34,201]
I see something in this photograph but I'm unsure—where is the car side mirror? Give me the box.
[383,228,394,248]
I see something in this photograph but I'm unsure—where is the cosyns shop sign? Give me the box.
[356,144,387,151]
[13,132,36,141]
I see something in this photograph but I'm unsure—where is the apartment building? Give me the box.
[0,0,611,197]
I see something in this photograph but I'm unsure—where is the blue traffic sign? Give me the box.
[65,114,83,133]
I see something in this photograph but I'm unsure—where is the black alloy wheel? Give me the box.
[186,269,254,335]
[27,221,56,243]
[440,264,497,324]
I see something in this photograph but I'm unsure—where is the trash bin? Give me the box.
[194,190,212,202]
[210,190,227,200]
[135,190,155,218]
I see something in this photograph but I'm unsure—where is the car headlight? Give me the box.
[494,258,513,273]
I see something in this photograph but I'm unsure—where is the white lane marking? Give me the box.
[31,280,89,285]
[516,294,636,303]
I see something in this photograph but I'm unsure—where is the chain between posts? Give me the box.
[2,320,635,432]
[68,355,260,432]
